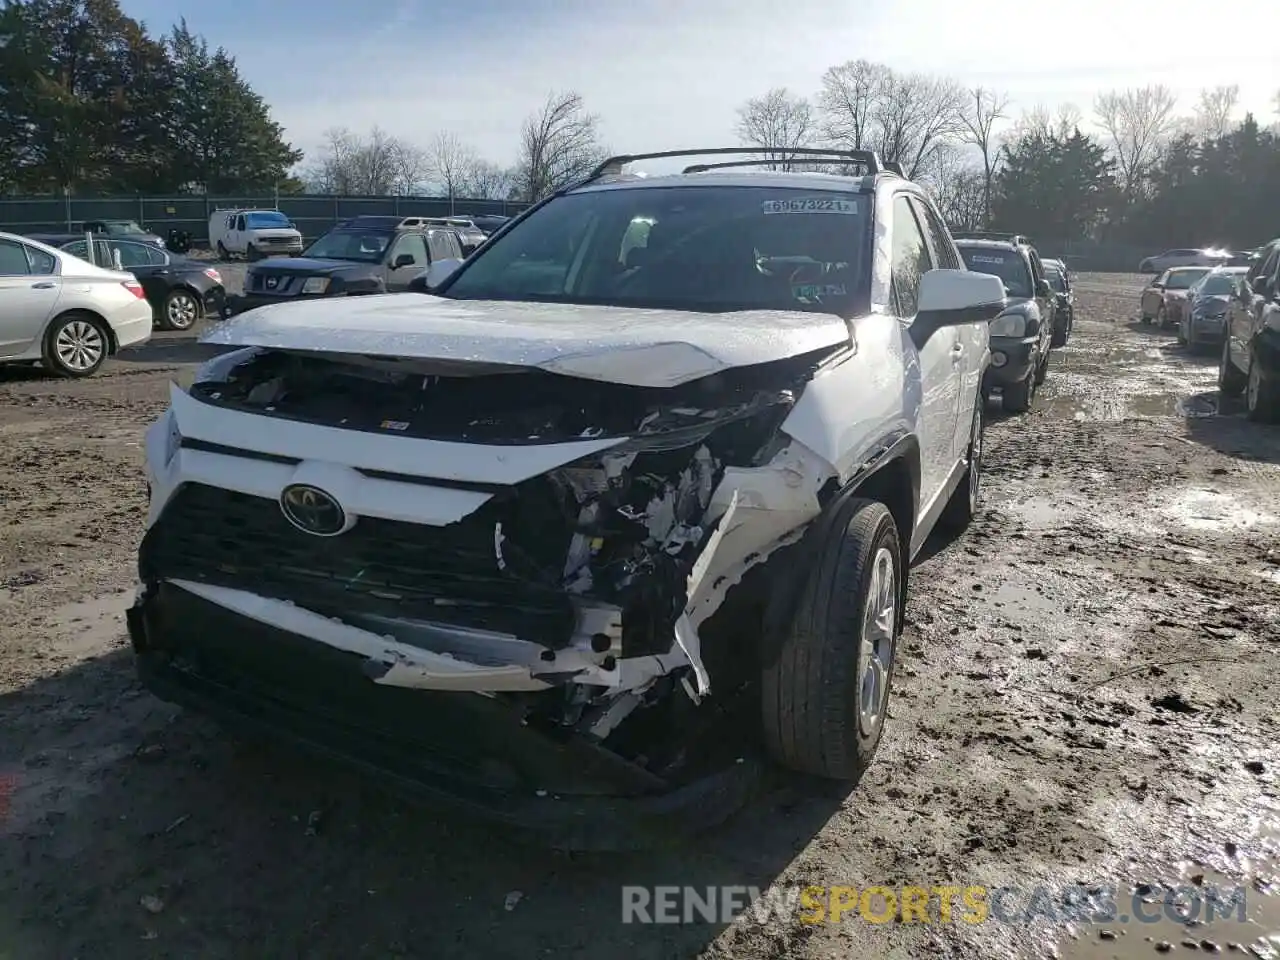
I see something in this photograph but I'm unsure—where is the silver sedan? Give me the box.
[0,231,153,377]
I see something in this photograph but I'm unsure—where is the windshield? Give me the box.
[302,229,391,262]
[957,247,1032,298]
[106,220,146,235]
[1196,273,1237,296]
[1166,269,1210,289]
[441,186,871,315]
[246,212,291,229]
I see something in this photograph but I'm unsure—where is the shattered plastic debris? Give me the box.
[493,522,507,571]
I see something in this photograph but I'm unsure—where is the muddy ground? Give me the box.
[0,274,1276,960]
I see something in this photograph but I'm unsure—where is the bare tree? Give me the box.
[872,72,966,179]
[818,60,888,152]
[1192,84,1239,139]
[429,131,479,203]
[460,160,514,201]
[921,144,985,232]
[735,87,816,170]
[1093,85,1179,198]
[814,60,965,179]
[514,90,606,202]
[1012,102,1082,142]
[958,86,1009,224]
[304,126,427,195]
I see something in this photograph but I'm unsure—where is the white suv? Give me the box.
[131,148,1005,848]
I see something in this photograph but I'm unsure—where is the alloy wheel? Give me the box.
[857,546,897,736]
[166,292,198,329]
[54,319,105,372]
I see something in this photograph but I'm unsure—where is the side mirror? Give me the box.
[911,269,1006,346]
[421,257,463,291]
[392,253,416,269]
[1151,281,1164,290]
[1035,278,1052,298]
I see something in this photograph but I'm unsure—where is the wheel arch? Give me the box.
[760,433,920,654]
[44,307,118,355]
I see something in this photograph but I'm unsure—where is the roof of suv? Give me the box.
[954,238,1024,252]
[572,168,878,195]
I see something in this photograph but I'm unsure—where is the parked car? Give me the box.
[1137,248,1229,273]
[209,209,303,261]
[219,219,465,317]
[954,235,1057,412]
[81,219,166,249]
[1220,240,1280,421]
[425,217,487,253]
[460,214,511,236]
[131,147,1006,848]
[59,238,225,331]
[1177,266,1249,351]
[0,230,152,377]
[1139,266,1213,327]
[1041,257,1074,347]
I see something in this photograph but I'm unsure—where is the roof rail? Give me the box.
[586,147,884,183]
[679,158,875,175]
[952,229,1034,247]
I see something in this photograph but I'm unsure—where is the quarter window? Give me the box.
[910,198,959,270]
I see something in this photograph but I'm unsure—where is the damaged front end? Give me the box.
[130,346,841,845]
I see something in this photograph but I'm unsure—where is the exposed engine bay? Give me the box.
[139,346,843,786]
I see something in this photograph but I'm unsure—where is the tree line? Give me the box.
[734,66,1280,249]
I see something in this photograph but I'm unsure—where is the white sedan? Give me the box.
[0,231,153,377]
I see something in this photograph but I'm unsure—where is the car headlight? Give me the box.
[301,277,330,294]
[989,312,1027,338]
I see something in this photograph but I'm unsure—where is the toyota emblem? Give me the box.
[279,484,347,536]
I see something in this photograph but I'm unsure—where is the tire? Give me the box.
[159,288,201,331]
[43,312,109,378]
[1156,304,1168,329]
[1034,349,1050,386]
[762,498,902,781]
[1051,312,1071,348]
[1245,347,1280,423]
[940,399,983,533]
[216,241,228,259]
[1003,365,1035,413]
[246,244,261,262]
[1219,337,1247,398]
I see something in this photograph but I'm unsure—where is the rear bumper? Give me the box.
[127,581,760,850]
[983,335,1038,391]
[111,300,155,349]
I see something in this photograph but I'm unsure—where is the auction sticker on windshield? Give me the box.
[762,198,859,215]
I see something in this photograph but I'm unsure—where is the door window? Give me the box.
[388,233,428,268]
[112,241,164,268]
[236,215,246,231]
[890,195,933,317]
[0,239,32,274]
[909,199,959,270]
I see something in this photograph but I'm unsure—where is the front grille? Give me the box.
[250,274,295,294]
[140,482,576,645]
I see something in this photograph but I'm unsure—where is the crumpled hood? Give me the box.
[198,294,852,388]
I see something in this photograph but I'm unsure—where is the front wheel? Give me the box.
[762,498,902,782]
[1246,348,1280,423]
[1219,337,1247,398]
[159,288,200,331]
[43,312,109,378]
[1156,305,1169,329]
[1003,365,1035,413]
[246,244,261,262]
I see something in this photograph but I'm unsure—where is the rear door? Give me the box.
[0,239,61,356]
[112,241,169,307]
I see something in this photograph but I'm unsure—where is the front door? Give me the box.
[891,194,959,509]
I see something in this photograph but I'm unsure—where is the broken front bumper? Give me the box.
[127,580,762,851]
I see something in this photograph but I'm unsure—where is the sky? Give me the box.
[120,0,1278,173]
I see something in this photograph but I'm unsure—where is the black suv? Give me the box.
[220,216,465,318]
[953,232,1058,413]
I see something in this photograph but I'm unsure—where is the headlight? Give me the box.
[301,277,330,294]
[989,312,1027,338]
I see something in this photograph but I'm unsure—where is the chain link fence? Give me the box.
[0,193,531,247]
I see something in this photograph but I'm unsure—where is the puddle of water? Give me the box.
[1159,489,1279,532]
